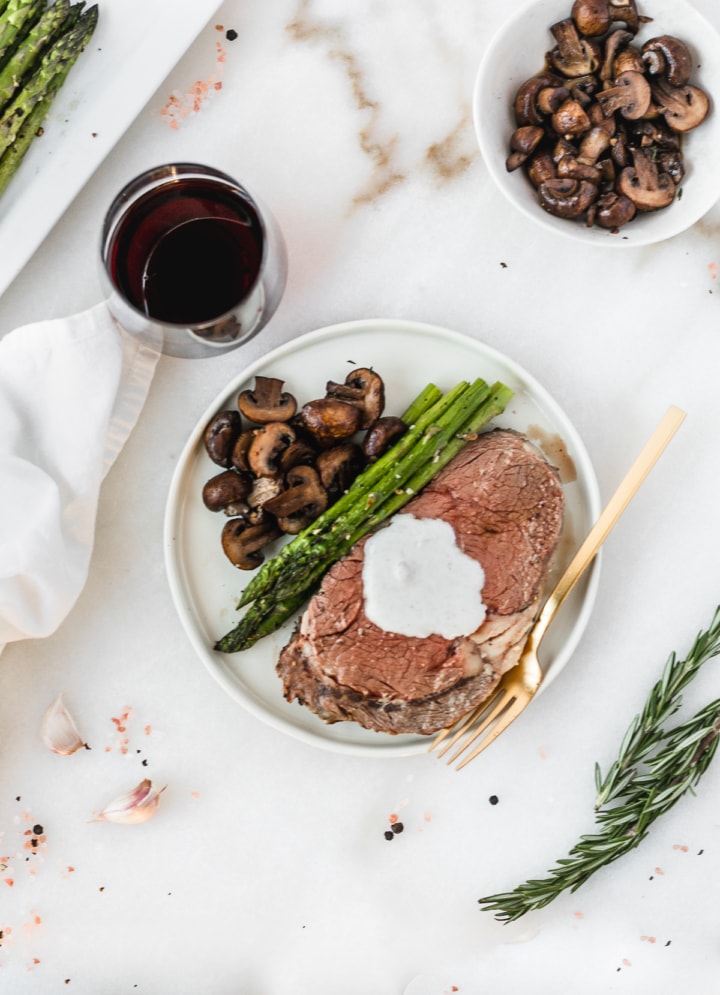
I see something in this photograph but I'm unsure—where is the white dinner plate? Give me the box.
[164,319,602,756]
[0,0,222,298]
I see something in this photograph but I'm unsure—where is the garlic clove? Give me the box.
[93,778,166,825]
[41,692,85,755]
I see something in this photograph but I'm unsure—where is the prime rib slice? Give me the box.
[276,428,565,735]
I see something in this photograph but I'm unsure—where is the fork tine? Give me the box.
[430,684,506,757]
[453,694,528,770]
[444,689,514,765]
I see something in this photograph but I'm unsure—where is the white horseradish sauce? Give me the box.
[361,514,486,639]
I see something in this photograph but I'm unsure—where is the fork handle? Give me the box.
[529,405,686,652]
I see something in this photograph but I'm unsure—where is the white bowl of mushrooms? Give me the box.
[473,0,720,245]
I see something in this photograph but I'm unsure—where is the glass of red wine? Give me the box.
[100,163,287,358]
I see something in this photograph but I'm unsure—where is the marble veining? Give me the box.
[286,0,481,207]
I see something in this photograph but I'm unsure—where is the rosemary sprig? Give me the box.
[478,606,720,923]
[595,605,720,808]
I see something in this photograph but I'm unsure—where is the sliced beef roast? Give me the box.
[276,429,565,735]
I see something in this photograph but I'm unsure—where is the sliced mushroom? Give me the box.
[631,118,681,149]
[279,438,318,473]
[588,101,617,137]
[247,422,297,477]
[514,73,563,126]
[571,0,639,36]
[536,85,571,115]
[551,98,591,137]
[599,29,635,82]
[298,397,363,447]
[230,428,254,472]
[247,475,284,509]
[549,19,602,78]
[537,177,599,218]
[552,137,578,164]
[527,149,557,187]
[609,126,632,168]
[657,149,685,185]
[202,469,253,512]
[221,519,282,570]
[593,190,637,228]
[237,376,298,423]
[557,154,602,184]
[315,443,366,499]
[506,125,545,171]
[616,148,676,211]
[578,125,612,164]
[566,74,600,106]
[362,416,408,462]
[325,368,385,429]
[263,466,329,534]
[204,410,242,468]
[642,36,693,87]
[598,156,617,186]
[596,71,651,120]
[652,78,710,132]
[613,45,645,76]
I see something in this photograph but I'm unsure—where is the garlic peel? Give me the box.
[93,778,166,825]
[41,692,85,755]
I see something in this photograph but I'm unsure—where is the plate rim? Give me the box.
[164,317,602,757]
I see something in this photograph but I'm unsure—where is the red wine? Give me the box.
[108,177,264,325]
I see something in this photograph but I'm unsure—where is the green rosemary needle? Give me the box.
[478,606,720,923]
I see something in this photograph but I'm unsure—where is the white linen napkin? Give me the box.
[0,303,159,654]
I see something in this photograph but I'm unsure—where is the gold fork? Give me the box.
[430,405,686,770]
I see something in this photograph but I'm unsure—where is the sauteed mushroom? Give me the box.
[538,177,599,218]
[247,422,297,477]
[549,19,601,78]
[596,70,651,120]
[514,72,563,126]
[599,29,635,81]
[264,466,329,534]
[204,410,242,468]
[571,0,639,36]
[617,147,676,210]
[237,376,297,423]
[202,469,253,512]
[642,36,693,87]
[592,190,637,228]
[231,429,255,472]
[221,519,282,570]
[202,366,406,568]
[527,149,557,186]
[247,476,284,510]
[505,2,711,231]
[652,78,709,133]
[298,397,363,447]
[551,98,591,137]
[325,368,385,429]
[537,85,571,115]
[506,125,545,171]
[279,438,318,473]
[363,417,408,462]
[316,443,365,499]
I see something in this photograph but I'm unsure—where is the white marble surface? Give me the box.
[2,0,720,991]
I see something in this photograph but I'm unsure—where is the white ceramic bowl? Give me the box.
[473,0,720,246]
